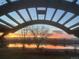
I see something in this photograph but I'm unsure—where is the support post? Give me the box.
[0,33,7,48]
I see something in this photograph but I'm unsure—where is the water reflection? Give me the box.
[7,43,75,49]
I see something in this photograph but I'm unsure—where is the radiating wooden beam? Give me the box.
[0,19,14,28]
[6,14,20,25]
[51,9,57,21]
[27,9,32,21]
[16,11,27,23]
[57,12,67,23]
[63,15,77,25]
[69,23,79,29]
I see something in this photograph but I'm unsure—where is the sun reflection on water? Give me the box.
[7,43,75,49]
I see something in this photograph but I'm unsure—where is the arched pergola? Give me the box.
[0,0,79,38]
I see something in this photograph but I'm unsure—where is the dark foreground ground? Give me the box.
[0,48,79,59]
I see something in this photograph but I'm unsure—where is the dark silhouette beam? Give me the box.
[16,11,27,23]
[44,8,47,20]
[73,0,77,4]
[63,15,77,25]
[27,9,32,21]
[0,32,9,39]
[0,24,11,32]
[36,8,38,20]
[50,9,57,21]
[70,30,79,37]
[10,20,70,33]
[6,0,11,3]
[74,27,79,30]
[57,12,67,23]
[6,14,20,25]
[0,19,14,28]
[69,23,79,29]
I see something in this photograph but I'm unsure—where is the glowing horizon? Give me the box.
[4,24,77,39]
[5,32,73,39]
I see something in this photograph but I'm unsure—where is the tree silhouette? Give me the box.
[21,25,49,49]
[29,25,49,49]
[21,28,28,49]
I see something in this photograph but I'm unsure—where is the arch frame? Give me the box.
[10,20,70,33]
[0,0,79,37]
[0,0,79,16]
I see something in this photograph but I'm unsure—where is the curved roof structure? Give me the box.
[0,0,79,37]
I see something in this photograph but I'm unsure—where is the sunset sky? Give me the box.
[5,24,76,39]
[0,0,79,50]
